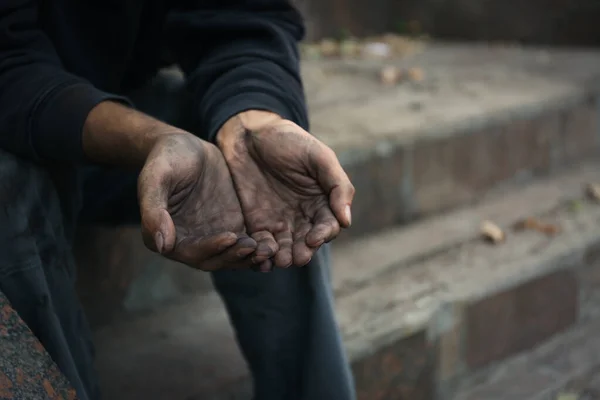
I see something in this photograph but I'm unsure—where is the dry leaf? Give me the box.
[586,183,600,201]
[407,67,425,82]
[319,39,339,58]
[513,217,560,236]
[481,220,505,244]
[380,65,402,86]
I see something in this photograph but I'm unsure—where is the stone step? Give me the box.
[453,260,600,400]
[92,160,600,400]
[305,43,600,238]
[453,319,600,400]
[77,44,600,328]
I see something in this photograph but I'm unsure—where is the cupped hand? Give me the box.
[138,132,257,271]
[217,111,355,271]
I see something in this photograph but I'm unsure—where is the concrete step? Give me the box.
[92,160,600,400]
[453,262,600,400]
[77,43,600,328]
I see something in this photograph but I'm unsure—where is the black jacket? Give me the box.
[0,0,307,163]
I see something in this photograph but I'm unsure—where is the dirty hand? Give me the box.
[216,110,355,271]
[138,132,257,271]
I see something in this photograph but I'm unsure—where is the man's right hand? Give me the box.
[83,101,256,271]
[137,132,257,271]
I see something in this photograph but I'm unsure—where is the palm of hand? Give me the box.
[223,120,346,269]
[169,147,246,241]
[139,134,256,271]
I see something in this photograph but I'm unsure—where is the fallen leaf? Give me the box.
[319,39,339,58]
[380,65,402,86]
[407,67,425,82]
[513,217,560,236]
[585,183,600,201]
[380,34,423,56]
[481,220,505,244]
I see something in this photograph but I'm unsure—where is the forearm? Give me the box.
[82,101,188,168]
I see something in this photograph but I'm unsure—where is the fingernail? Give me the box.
[154,232,164,254]
[345,205,352,226]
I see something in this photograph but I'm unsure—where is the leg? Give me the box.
[0,149,98,400]
[212,246,356,400]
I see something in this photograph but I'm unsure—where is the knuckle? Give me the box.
[331,221,341,236]
[347,182,356,197]
[320,146,337,163]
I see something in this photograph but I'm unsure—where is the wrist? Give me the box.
[216,110,283,151]
[83,101,186,167]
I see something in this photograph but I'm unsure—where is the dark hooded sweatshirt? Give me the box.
[0,0,307,163]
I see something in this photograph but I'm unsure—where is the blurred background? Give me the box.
[83,2,600,400]
[296,0,600,45]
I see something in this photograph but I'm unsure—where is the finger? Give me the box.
[273,230,293,268]
[176,233,248,268]
[200,237,258,271]
[306,207,341,248]
[138,165,177,254]
[311,146,355,228]
[292,221,314,267]
[251,258,273,273]
[259,259,273,273]
[251,230,278,263]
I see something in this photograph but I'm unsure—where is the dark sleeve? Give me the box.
[166,0,308,141]
[0,1,130,163]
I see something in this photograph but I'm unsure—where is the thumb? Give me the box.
[138,166,177,254]
[311,146,355,228]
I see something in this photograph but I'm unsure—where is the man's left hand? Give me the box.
[217,110,355,271]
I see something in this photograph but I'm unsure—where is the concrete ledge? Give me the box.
[92,161,600,400]
[331,161,600,297]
